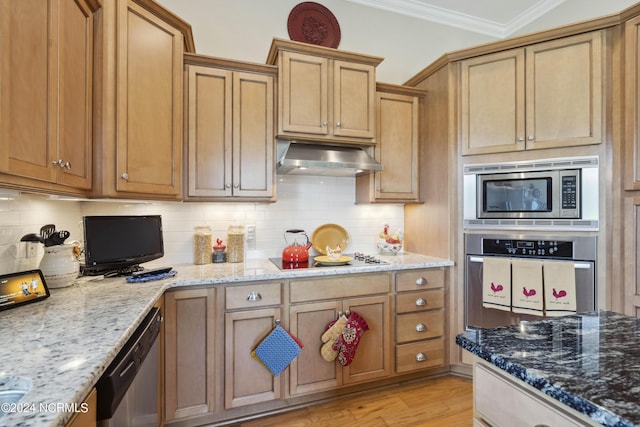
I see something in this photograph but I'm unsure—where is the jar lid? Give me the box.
[214,238,226,250]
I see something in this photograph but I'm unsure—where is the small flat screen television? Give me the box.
[82,215,164,275]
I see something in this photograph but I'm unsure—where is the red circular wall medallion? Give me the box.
[287,2,341,48]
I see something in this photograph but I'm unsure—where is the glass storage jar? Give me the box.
[193,226,212,265]
[227,225,245,263]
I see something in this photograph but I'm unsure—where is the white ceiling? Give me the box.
[346,0,567,38]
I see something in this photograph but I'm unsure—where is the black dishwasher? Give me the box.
[96,307,162,426]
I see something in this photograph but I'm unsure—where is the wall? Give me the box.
[0,175,403,274]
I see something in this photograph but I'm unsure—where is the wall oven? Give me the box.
[463,156,599,230]
[465,233,596,329]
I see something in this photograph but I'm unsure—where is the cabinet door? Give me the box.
[186,65,233,197]
[224,308,282,408]
[374,91,418,201]
[625,16,640,189]
[232,72,274,198]
[460,49,525,155]
[279,51,329,135]
[164,288,216,422]
[0,0,57,182]
[333,60,376,139]
[116,0,183,196]
[343,295,392,384]
[289,300,342,396]
[57,0,93,189]
[525,31,602,150]
[624,197,640,316]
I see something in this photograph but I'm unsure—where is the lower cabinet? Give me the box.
[288,274,393,396]
[395,269,447,373]
[163,268,447,426]
[64,387,97,427]
[164,288,216,422]
[224,281,283,409]
[474,360,599,426]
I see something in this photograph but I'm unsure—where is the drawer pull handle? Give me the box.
[247,292,262,302]
[534,425,550,427]
[415,323,427,332]
[415,352,427,362]
[415,298,426,306]
[416,277,427,286]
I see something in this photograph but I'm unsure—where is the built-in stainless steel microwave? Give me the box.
[463,157,599,230]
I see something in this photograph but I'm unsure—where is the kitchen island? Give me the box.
[0,252,451,427]
[456,311,640,427]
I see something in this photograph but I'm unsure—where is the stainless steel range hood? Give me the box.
[276,140,383,177]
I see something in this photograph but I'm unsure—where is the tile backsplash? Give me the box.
[0,175,404,274]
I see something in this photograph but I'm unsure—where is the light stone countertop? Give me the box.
[0,252,452,427]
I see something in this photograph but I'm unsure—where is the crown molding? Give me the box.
[346,0,566,38]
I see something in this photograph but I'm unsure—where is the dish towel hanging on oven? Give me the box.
[511,258,544,316]
[482,256,512,311]
[252,323,302,376]
[543,260,577,317]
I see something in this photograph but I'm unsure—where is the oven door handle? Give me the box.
[468,256,592,269]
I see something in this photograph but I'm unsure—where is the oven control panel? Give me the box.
[482,239,573,258]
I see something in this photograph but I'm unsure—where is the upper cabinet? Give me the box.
[0,0,96,193]
[356,83,424,203]
[267,38,382,145]
[625,15,640,190]
[184,55,276,201]
[92,0,191,200]
[460,31,604,155]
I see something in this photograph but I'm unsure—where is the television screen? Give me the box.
[83,215,164,275]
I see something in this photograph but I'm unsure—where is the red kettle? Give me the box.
[282,229,312,263]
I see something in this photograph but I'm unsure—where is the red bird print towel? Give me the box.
[511,258,544,316]
[482,257,512,312]
[543,260,577,317]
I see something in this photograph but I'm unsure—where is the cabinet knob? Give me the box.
[63,161,71,170]
[415,352,427,362]
[247,292,262,302]
[225,184,231,189]
[416,277,427,286]
[415,298,427,306]
[528,135,535,141]
[517,137,525,142]
[415,323,427,332]
[52,159,63,167]
[234,184,239,189]
[121,173,129,180]
[336,121,341,127]
[322,120,328,126]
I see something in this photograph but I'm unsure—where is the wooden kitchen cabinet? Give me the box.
[164,288,216,422]
[460,31,603,155]
[394,269,446,374]
[0,0,95,193]
[288,274,392,396]
[474,359,599,426]
[224,281,283,409]
[356,83,423,203]
[625,15,640,190]
[92,0,186,199]
[184,55,276,200]
[65,387,96,427]
[267,38,382,144]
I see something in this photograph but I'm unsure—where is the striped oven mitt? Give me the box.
[252,324,302,376]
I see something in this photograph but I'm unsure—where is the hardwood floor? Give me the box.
[240,375,473,427]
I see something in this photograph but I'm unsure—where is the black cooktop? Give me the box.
[269,253,388,270]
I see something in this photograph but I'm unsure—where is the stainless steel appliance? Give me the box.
[465,233,596,329]
[269,252,388,270]
[463,156,599,230]
[96,307,162,427]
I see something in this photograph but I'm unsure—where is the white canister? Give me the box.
[39,242,80,288]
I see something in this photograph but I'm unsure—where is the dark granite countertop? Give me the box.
[456,310,640,427]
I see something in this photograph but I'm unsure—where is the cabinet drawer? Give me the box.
[396,289,444,313]
[396,310,444,343]
[396,269,444,292]
[475,362,591,427]
[395,338,445,373]
[290,274,391,303]
[225,282,282,310]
